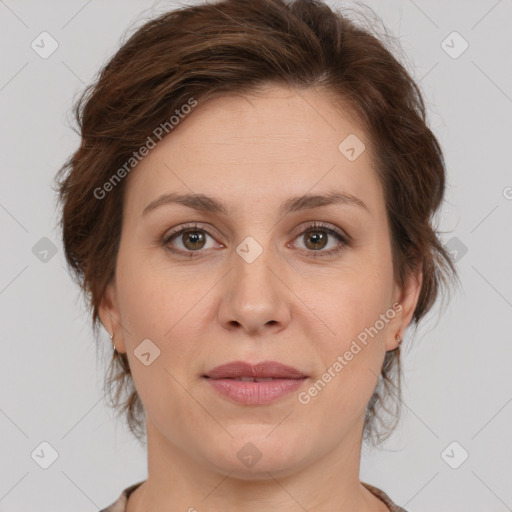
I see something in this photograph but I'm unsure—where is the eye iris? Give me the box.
[305,230,327,250]
[170,226,337,253]
[183,230,205,250]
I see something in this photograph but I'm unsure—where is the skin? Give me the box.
[99,84,422,512]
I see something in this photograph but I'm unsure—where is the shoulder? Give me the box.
[99,481,145,512]
[361,481,409,512]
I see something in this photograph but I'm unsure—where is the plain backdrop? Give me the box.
[1,1,511,511]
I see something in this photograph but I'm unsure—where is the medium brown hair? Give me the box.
[54,0,459,446]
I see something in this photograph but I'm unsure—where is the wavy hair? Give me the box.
[54,0,460,447]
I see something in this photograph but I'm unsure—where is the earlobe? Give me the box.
[388,269,423,351]
[98,282,126,352]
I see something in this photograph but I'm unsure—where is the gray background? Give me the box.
[1,0,511,511]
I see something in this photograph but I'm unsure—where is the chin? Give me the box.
[202,428,309,479]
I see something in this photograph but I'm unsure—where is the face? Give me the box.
[100,84,421,479]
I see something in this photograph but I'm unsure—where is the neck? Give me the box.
[127,417,389,512]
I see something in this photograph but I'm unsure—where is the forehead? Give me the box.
[123,84,382,216]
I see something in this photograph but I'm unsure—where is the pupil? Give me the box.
[308,231,326,250]
[185,231,204,249]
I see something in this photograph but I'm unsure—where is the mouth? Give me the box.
[211,376,293,382]
[203,360,308,405]
[203,360,307,380]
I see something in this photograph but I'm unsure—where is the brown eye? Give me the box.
[303,230,328,250]
[179,230,207,250]
[293,222,348,258]
[162,223,218,256]
[162,222,348,259]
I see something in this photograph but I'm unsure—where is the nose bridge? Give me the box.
[218,230,290,332]
[233,232,279,302]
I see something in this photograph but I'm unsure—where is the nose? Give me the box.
[217,244,291,336]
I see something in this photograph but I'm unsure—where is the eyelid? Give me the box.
[292,220,349,241]
[161,221,350,257]
[162,222,221,244]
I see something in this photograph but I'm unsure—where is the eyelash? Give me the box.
[161,222,350,259]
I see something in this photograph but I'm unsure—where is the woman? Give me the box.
[55,0,458,510]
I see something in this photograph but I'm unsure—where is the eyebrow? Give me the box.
[142,191,370,217]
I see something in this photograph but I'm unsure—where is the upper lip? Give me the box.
[204,360,307,379]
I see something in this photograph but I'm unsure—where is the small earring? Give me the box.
[396,333,402,346]
[110,332,117,352]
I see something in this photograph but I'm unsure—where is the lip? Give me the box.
[204,360,306,379]
[203,360,308,405]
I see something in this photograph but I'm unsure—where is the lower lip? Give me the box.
[205,377,306,404]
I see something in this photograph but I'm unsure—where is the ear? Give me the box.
[386,267,423,351]
[98,280,127,353]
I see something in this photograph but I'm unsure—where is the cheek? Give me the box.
[115,253,215,385]
[307,262,392,346]
[301,264,392,406]
[116,244,202,335]
[114,258,207,422]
